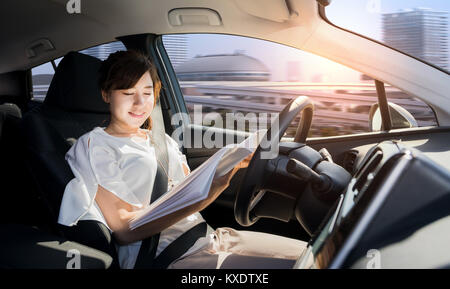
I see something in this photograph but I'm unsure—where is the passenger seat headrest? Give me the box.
[44,51,109,114]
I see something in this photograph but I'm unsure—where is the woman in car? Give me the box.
[57,50,307,269]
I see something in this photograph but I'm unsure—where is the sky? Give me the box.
[326,0,450,41]
[34,0,449,82]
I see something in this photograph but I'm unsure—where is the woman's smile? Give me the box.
[129,111,146,118]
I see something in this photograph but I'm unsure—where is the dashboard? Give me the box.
[294,139,450,269]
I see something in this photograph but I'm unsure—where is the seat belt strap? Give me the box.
[150,98,169,173]
[134,99,168,269]
[151,222,207,269]
[134,99,208,269]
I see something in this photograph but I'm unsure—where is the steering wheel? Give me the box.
[234,95,314,226]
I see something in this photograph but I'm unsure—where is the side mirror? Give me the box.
[369,102,418,132]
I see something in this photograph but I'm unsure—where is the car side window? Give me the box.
[163,34,438,139]
[385,87,438,128]
[31,41,125,102]
[161,34,372,138]
[31,58,62,101]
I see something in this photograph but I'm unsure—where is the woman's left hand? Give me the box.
[237,151,254,169]
[202,151,255,209]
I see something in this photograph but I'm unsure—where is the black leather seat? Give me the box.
[0,102,49,229]
[0,104,114,269]
[0,223,113,269]
[21,51,119,268]
[0,103,32,225]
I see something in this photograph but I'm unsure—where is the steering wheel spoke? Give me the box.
[249,190,266,212]
[234,96,314,226]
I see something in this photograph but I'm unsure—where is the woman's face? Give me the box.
[102,71,155,130]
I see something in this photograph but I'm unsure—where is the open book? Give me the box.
[129,129,267,230]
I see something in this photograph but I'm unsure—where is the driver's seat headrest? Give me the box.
[43,51,109,114]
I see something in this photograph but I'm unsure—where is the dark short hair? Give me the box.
[98,50,162,129]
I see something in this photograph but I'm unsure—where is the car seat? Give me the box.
[20,51,120,268]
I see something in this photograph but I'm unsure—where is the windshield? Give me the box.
[325,0,449,73]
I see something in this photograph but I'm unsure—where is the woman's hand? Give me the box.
[202,151,255,209]
[237,151,254,169]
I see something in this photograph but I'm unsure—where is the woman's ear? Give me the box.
[101,90,110,103]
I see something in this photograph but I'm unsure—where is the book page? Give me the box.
[129,129,266,230]
[215,129,266,177]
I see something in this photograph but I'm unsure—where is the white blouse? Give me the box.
[58,126,213,269]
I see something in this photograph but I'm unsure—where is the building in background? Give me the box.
[163,34,188,69]
[175,52,271,81]
[382,8,449,71]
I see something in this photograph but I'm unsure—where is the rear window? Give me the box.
[31,41,125,101]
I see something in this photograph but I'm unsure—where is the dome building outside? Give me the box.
[174,52,271,81]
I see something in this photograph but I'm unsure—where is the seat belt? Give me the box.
[151,222,207,269]
[133,98,207,269]
[134,99,168,268]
